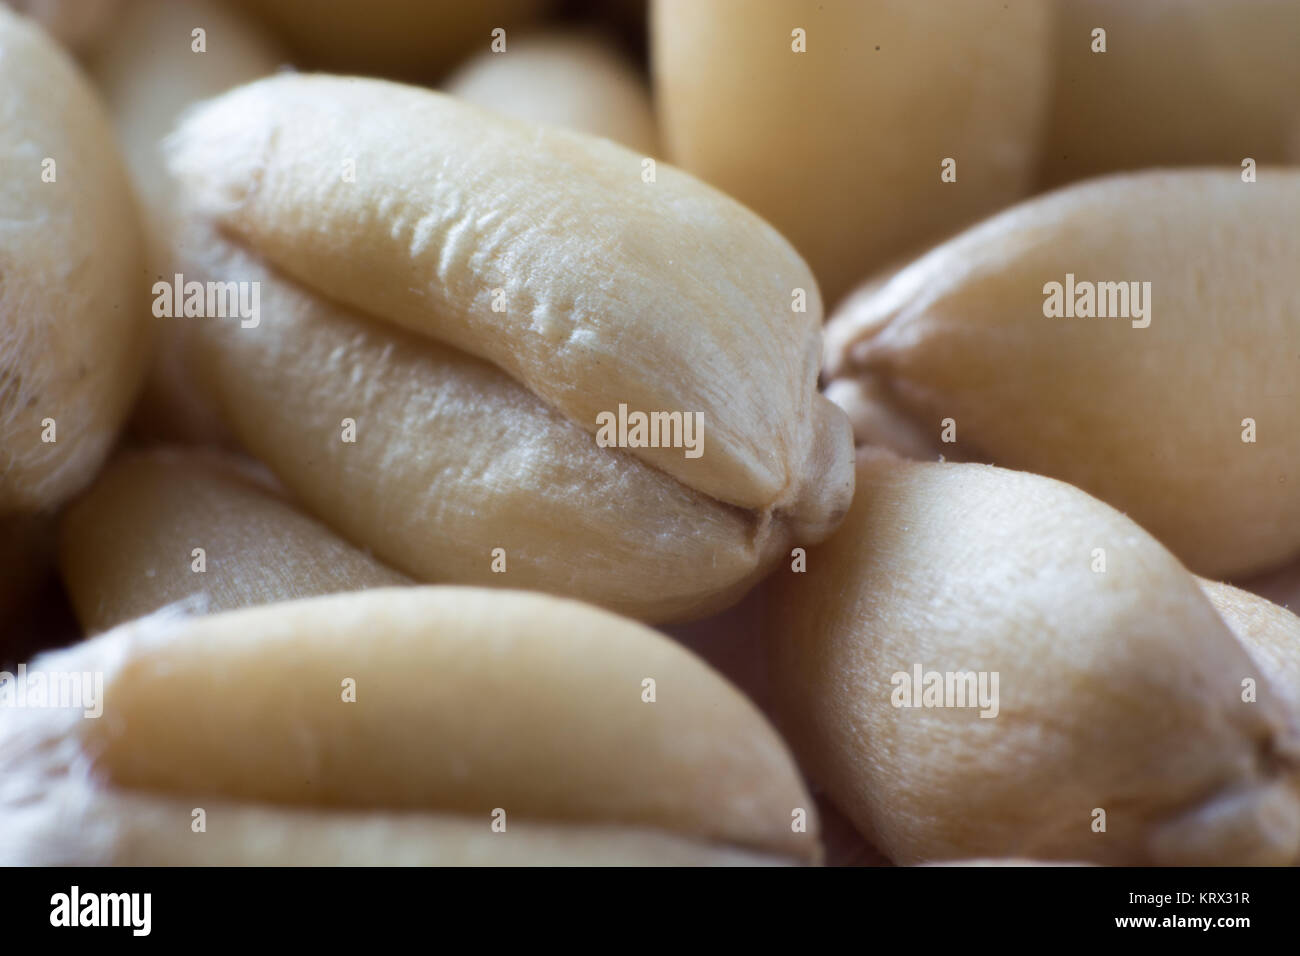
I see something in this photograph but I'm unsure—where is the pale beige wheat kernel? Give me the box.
[164,74,854,623]
[59,446,409,634]
[766,452,1300,865]
[0,587,818,865]
[91,0,286,224]
[652,0,1054,306]
[0,6,148,515]
[226,0,545,78]
[824,169,1300,580]
[89,0,285,447]
[445,30,659,156]
[1042,0,1300,185]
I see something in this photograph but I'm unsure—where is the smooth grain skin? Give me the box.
[445,30,658,155]
[1201,579,1300,717]
[0,588,819,865]
[767,453,1300,865]
[1042,0,1300,185]
[59,447,409,634]
[91,0,283,447]
[824,170,1300,580]
[652,0,1054,306]
[166,76,853,622]
[0,7,147,514]
[228,0,545,78]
